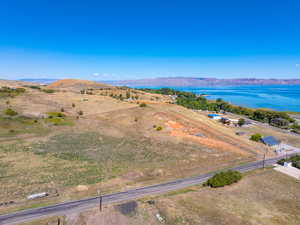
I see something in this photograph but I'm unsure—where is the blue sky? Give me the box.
[0,0,300,80]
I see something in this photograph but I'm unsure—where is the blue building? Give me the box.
[260,136,281,147]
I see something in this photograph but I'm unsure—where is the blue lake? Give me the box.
[135,85,300,112]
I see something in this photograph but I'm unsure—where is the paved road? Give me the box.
[0,154,296,225]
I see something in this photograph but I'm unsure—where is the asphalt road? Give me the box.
[0,154,295,225]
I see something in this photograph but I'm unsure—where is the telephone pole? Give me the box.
[97,189,102,212]
[262,153,266,169]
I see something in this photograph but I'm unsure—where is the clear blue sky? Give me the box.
[1,0,300,80]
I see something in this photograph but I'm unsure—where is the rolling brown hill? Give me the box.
[47,79,111,91]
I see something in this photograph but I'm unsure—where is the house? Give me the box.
[220,117,231,125]
[284,162,293,167]
[260,136,281,147]
[208,114,221,120]
[244,120,252,126]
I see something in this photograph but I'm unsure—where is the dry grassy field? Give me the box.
[0,79,293,214]
[19,169,300,225]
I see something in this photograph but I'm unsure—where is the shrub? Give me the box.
[78,110,83,116]
[60,108,65,112]
[72,103,75,108]
[4,108,18,116]
[205,170,242,188]
[250,133,262,142]
[292,161,300,169]
[139,103,147,107]
[0,87,25,97]
[15,88,26,93]
[238,118,245,127]
[42,89,55,93]
[156,126,162,131]
[47,112,65,118]
[26,85,41,90]
[277,158,286,166]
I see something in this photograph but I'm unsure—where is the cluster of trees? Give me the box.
[141,88,299,130]
[204,170,242,188]
[0,87,26,98]
[24,85,55,94]
[109,92,139,101]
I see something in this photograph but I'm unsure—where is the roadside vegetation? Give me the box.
[19,169,300,225]
[140,88,300,132]
[204,170,242,188]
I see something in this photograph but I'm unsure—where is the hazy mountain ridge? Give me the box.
[105,77,300,87]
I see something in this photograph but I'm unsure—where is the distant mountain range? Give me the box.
[105,77,300,87]
[19,77,300,87]
[19,78,57,84]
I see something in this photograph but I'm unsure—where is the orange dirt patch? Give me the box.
[165,120,183,129]
[166,120,250,156]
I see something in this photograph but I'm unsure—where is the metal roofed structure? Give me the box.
[261,136,281,147]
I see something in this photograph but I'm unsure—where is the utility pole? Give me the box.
[262,153,266,169]
[57,217,60,225]
[97,189,102,212]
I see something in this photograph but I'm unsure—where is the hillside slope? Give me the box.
[47,79,111,91]
[0,79,270,214]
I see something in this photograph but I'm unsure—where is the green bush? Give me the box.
[25,85,41,90]
[42,89,55,93]
[205,170,242,188]
[4,108,18,116]
[139,103,147,107]
[250,133,262,142]
[277,158,286,166]
[47,112,65,118]
[238,118,245,127]
[156,126,162,131]
[292,161,300,169]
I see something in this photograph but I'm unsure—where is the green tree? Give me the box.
[4,108,18,116]
[238,118,245,127]
[126,91,131,99]
[205,170,242,188]
[250,133,262,142]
